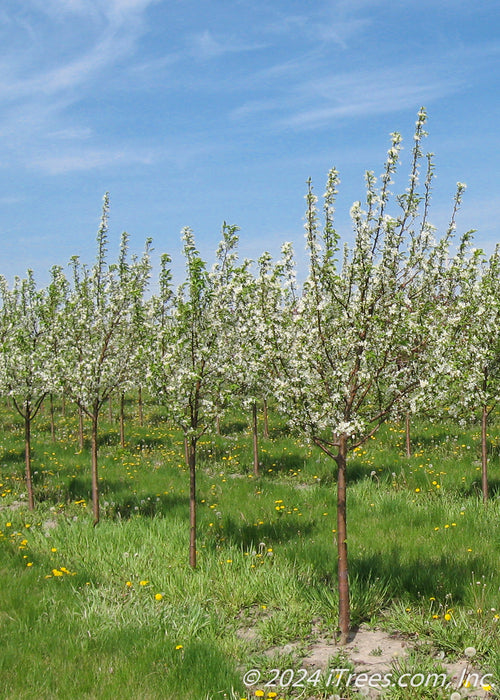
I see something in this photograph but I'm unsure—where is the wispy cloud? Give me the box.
[29,147,155,175]
[189,29,267,61]
[281,69,463,129]
[0,0,160,172]
[230,56,465,132]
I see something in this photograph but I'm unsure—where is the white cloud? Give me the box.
[0,0,161,172]
[230,58,465,133]
[189,29,267,61]
[47,126,94,140]
[281,70,463,130]
[29,147,155,175]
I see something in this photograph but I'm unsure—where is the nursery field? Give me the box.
[0,398,499,700]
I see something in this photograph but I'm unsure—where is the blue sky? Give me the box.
[0,0,498,285]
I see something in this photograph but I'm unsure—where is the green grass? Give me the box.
[0,398,499,699]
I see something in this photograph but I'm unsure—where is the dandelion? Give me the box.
[139,580,149,586]
[155,593,163,601]
[464,646,476,657]
[255,692,265,698]
[125,581,132,587]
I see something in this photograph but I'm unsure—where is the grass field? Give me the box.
[0,397,499,699]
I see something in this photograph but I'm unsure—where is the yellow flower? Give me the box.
[175,645,183,650]
[155,593,163,601]
[52,569,63,577]
[125,581,132,587]
[255,692,265,698]
[51,547,57,552]
[444,613,452,621]
[415,488,420,493]
[139,580,149,586]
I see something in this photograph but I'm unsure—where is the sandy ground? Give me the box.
[299,626,492,698]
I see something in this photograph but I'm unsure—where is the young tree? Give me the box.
[442,243,500,501]
[269,109,466,643]
[229,247,297,474]
[55,194,151,524]
[146,225,240,566]
[0,268,65,509]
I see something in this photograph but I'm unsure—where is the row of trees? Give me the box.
[0,109,498,643]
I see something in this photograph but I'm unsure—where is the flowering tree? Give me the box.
[55,194,151,524]
[146,225,240,566]
[442,243,500,501]
[0,268,65,509]
[228,246,297,474]
[269,109,466,643]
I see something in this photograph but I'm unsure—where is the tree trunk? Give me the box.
[25,408,35,511]
[481,404,488,503]
[252,401,259,476]
[188,436,197,568]
[61,394,66,417]
[138,386,144,427]
[91,410,100,526]
[78,405,84,451]
[120,392,125,448]
[405,412,411,458]
[335,433,350,644]
[49,393,56,442]
[216,414,221,435]
[263,398,269,439]
[108,394,113,422]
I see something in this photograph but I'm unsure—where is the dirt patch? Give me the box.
[299,627,491,698]
[0,500,25,511]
